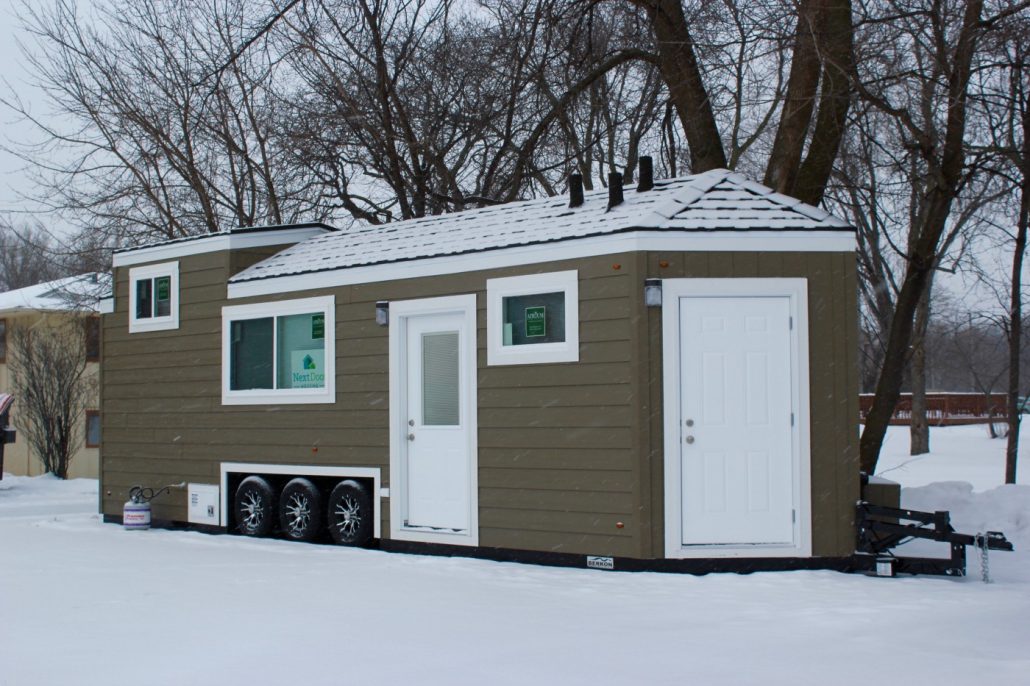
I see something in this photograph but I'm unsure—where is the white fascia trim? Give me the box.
[219,462,381,538]
[661,278,812,559]
[486,270,579,365]
[128,261,179,333]
[227,230,856,300]
[221,295,336,406]
[112,227,332,267]
[389,293,479,547]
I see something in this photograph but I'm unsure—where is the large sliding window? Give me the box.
[222,296,335,405]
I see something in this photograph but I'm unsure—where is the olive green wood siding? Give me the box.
[103,246,858,559]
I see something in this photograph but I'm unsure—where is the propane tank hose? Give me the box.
[128,481,186,504]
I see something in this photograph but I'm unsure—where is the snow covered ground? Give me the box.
[1,426,1028,686]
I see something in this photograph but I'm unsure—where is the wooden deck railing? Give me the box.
[858,393,1010,426]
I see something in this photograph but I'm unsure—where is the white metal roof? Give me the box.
[230,169,852,286]
[0,273,112,315]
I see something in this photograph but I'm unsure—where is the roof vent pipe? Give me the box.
[637,156,653,192]
[607,172,624,210]
[568,174,584,208]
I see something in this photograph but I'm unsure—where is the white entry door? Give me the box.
[390,295,478,545]
[674,290,802,550]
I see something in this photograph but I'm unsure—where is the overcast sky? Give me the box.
[0,0,48,221]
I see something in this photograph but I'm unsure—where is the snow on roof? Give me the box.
[230,169,852,284]
[0,272,112,314]
[111,222,338,255]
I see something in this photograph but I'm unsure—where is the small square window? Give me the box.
[487,270,579,365]
[85,410,101,448]
[222,296,335,405]
[128,262,179,333]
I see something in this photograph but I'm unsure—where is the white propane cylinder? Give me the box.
[123,499,152,530]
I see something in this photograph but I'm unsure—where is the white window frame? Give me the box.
[486,270,579,365]
[221,295,335,405]
[128,261,179,333]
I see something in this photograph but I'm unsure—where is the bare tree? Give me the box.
[853,0,1028,473]
[4,0,329,245]
[0,220,63,290]
[6,319,96,479]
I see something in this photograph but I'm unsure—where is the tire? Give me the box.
[327,480,372,546]
[234,476,276,537]
[278,478,323,542]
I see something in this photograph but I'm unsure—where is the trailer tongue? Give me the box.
[855,501,1013,578]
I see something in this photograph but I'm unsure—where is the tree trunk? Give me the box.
[909,283,931,455]
[1006,86,1029,483]
[858,0,983,475]
[637,0,727,172]
[764,0,823,194]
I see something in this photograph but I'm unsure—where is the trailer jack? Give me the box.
[855,502,1013,577]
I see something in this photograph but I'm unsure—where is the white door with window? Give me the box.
[662,279,811,558]
[389,295,478,545]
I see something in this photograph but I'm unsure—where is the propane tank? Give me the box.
[124,486,152,530]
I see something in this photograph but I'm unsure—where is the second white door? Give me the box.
[679,295,795,546]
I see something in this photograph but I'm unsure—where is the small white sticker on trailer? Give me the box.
[188,483,220,525]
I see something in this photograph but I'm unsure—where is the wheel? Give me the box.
[278,478,322,542]
[327,480,372,546]
[234,476,275,536]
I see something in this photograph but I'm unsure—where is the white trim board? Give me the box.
[661,278,812,559]
[227,230,855,299]
[388,293,479,547]
[218,462,382,539]
[112,227,333,267]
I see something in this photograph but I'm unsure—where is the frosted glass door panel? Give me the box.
[422,332,459,426]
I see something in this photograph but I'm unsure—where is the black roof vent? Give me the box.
[607,172,624,210]
[568,174,584,208]
[637,156,654,192]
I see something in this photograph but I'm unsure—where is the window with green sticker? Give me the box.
[487,270,579,365]
[129,262,179,333]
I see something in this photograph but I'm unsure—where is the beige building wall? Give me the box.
[0,310,100,479]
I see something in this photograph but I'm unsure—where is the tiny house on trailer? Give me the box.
[100,167,860,572]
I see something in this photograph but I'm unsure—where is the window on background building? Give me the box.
[128,262,179,333]
[85,410,101,448]
[486,270,579,365]
[221,296,335,405]
[0,318,6,363]
[84,317,100,362]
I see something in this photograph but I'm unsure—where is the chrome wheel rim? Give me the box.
[284,492,312,536]
[334,495,362,539]
[240,491,264,530]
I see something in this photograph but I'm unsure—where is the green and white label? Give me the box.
[156,276,170,302]
[311,313,325,340]
[290,349,325,388]
[525,306,546,337]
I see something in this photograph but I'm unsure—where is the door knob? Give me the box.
[685,435,695,444]
[408,433,415,441]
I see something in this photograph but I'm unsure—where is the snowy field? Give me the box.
[1,426,1029,686]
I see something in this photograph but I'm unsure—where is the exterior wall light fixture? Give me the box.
[375,301,389,326]
[644,278,662,307]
